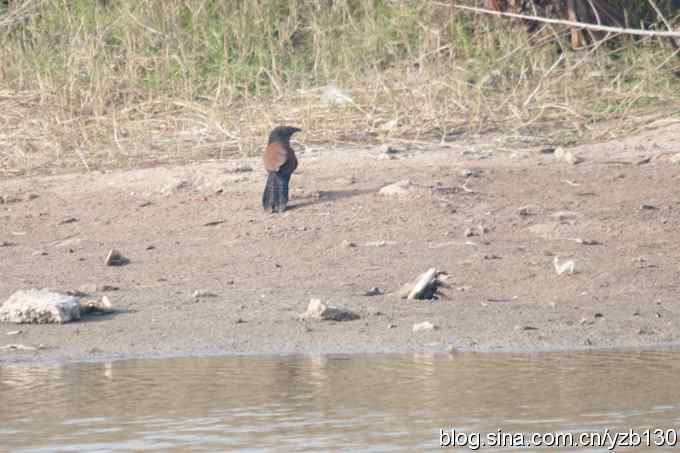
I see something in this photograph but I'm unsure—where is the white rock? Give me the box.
[669,153,680,165]
[300,299,359,322]
[379,180,415,196]
[0,289,81,324]
[412,321,436,332]
[408,268,438,300]
[553,256,576,276]
[554,147,584,165]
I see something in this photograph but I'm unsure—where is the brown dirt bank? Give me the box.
[2,122,680,364]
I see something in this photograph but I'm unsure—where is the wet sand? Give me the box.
[2,123,680,363]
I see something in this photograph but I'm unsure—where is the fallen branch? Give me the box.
[444,3,680,38]
[647,0,680,68]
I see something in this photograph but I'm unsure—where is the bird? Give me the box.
[262,125,301,213]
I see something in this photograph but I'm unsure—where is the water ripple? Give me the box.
[2,351,680,452]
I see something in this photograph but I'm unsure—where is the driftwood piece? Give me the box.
[448,3,680,38]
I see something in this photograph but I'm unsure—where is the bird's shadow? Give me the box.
[287,188,377,211]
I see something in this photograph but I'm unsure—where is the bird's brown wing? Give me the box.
[263,142,288,172]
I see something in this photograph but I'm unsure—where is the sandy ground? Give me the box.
[2,120,680,363]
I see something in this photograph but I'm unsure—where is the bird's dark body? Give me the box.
[262,126,301,213]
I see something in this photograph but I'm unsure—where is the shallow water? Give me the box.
[2,351,680,452]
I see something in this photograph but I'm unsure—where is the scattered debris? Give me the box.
[571,238,601,246]
[299,299,359,322]
[32,250,48,256]
[485,297,516,303]
[341,240,357,248]
[464,228,475,237]
[78,284,119,293]
[79,296,114,316]
[77,284,98,294]
[633,256,656,269]
[66,289,91,298]
[554,147,585,165]
[224,163,253,173]
[193,290,218,298]
[364,287,384,297]
[0,289,81,324]
[6,330,22,336]
[483,254,501,260]
[460,168,481,178]
[412,321,436,332]
[669,153,680,165]
[104,249,129,266]
[162,179,191,195]
[553,256,576,276]
[1,344,39,351]
[518,205,537,217]
[550,211,578,223]
[387,323,397,329]
[203,220,226,227]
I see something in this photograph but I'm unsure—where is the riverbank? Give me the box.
[2,121,680,364]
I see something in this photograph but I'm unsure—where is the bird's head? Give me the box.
[268,126,302,144]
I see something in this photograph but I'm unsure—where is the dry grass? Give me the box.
[0,0,679,177]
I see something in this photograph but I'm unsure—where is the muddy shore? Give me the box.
[2,123,680,364]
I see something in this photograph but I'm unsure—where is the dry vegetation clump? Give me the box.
[0,0,679,176]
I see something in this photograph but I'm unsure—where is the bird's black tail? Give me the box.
[262,172,289,212]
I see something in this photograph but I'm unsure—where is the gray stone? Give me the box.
[0,289,81,324]
[104,249,129,266]
[79,296,114,316]
[364,287,384,296]
[300,299,359,322]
